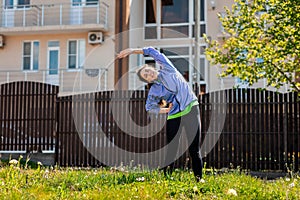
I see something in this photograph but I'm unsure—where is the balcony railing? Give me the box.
[0,1,108,29]
[0,68,108,95]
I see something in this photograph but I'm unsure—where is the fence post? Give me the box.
[283,101,288,166]
[54,96,60,165]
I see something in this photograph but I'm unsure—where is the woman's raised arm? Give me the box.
[117,48,143,59]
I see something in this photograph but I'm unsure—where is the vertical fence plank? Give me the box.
[265,90,270,170]
[0,85,2,150]
[233,89,238,169]
[241,89,246,169]
[45,83,49,151]
[274,91,281,170]
[295,93,299,171]
[251,89,257,170]
[7,83,12,151]
[295,93,300,170]
[12,82,16,151]
[55,94,59,165]
[216,90,222,168]
[21,82,25,152]
[34,83,39,152]
[64,96,69,166]
[2,85,9,150]
[44,83,48,151]
[29,82,34,151]
[280,92,286,169]
[89,93,95,166]
[0,85,3,150]
[229,89,235,169]
[102,91,107,166]
[77,93,83,166]
[269,90,274,170]
[47,83,52,151]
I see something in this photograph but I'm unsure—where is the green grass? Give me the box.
[0,158,299,200]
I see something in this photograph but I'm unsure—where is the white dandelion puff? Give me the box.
[226,188,238,196]
[9,159,18,165]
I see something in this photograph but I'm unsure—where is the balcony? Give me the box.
[0,68,108,95]
[0,1,109,35]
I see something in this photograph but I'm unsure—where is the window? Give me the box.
[72,0,98,6]
[192,0,206,37]
[18,0,30,6]
[86,0,98,6]
[4,0,30,9]
[142,0,208,85]
[161,47,190,80]
[131,46,207,89]
[144,47,190,81]
[68,40,85,69]
[23,41,39,71]
[145,0,206,39]
[145,0,191,39]
[161,0,189,23]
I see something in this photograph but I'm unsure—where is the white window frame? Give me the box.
[22,40,39,71]
[67,39,85,70]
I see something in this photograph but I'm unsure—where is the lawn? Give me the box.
[0,158,299,200]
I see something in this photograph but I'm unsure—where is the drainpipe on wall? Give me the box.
[194,0,200,94]
[115,0,130,90]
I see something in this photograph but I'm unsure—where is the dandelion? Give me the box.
[9,159,18,165]
[289,182,295,188]
[44,169,50,179]
[136,177,145,182]
[199,179,205,183]
[226,188,238,196]
[37,161,43,166]
[193,186,199,193]
[285,178,291,182]
[118,167,125,172]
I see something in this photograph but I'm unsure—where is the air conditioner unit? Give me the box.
[88,32,103,44]
[0,35,4,48]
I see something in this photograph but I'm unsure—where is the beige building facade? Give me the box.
[0,0,115,95]
[1,0,280,95]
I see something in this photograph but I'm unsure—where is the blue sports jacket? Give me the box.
[143,47,198,116]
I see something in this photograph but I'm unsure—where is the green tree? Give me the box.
[205,0,300,93]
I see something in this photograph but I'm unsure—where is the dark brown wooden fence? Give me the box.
[0,82,58,153]
[200,89,299,171]
[55,88,299,171]
[55,91,168,167]
[0,82,299,171]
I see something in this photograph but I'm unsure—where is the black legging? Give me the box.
[163,105,203,179]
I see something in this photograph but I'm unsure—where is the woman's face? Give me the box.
[140,66,158,83]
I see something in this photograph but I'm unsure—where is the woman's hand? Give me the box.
[159,103,173,114]
[117,48,143,59]
[117,48,133,59]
